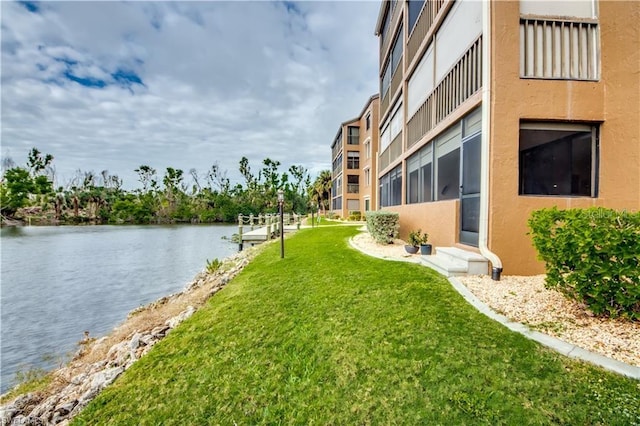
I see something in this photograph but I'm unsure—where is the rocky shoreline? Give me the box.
[0,243,265,425]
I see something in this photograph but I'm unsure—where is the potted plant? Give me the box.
[418,231,432,255]
[405,229,423,254]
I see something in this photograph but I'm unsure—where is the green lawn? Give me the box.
[74,226,639,425]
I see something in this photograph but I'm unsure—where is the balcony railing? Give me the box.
[407,36,482,146]
[520,17,599,80]
[347,184,360,194]
[434,36,482,124]
[407,0,446,65]
[407,93,434,149]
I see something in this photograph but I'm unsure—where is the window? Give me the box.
[408,0,425,34]
[332,196,342,210]
[380,165,402,207]
[347,151,360,169]
[332,175,342,196]
[381,62,391,98]
[519,123,598,197]
[381,25,404,98]
[347,126,359,145]
[380,102,403,153]
[365,199,370,211]
[434,124,461,201]
[364,140,371,159]
[347,199,360,211]
[366,113,371,130]
[391,24,403,74]
[364,167,371,187]
[380,7,391,46]
[406,144,432,203]
[347,175,359,194]
[332,153,343,174]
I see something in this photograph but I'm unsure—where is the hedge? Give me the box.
[365,211,399,244]
[528,207,640,320]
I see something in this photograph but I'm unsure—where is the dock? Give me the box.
[238,213,301,250]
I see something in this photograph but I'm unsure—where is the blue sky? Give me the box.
[1,0,380,189]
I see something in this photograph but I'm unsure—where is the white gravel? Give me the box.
[350,231,640,367]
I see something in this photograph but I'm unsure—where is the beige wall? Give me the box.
[488,0,640,275]
[388,200,459,247]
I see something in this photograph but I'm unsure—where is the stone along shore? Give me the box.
[0,244,265,426]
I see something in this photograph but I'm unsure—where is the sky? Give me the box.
[1,0,380,190]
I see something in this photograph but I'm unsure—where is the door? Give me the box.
[460,132,481,246]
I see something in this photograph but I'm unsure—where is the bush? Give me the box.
[365,211,399,244]
[348,211,362,221]
[528,207,640,320]
[206,258,222,274]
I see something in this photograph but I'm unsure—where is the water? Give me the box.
[0,224,237,393]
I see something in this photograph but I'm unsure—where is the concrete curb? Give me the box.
[448,276,640,380]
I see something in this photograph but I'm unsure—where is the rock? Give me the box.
[151,325,170,338]
[129,332,143,351]
[89,366,125,392]
[0,405,18,424]
[166,306,196,329]
[55,400,77,417]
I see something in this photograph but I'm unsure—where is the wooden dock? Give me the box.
[238,213,301,250]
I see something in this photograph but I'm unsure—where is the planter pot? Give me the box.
[420,244,432,255]
[404,245,419,254]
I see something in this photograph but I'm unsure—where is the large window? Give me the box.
[347,151,360,169]
[347,175,360,194]
[519,123,598,196]
[406,144,432,203]
[380,165,402,207]
[347,126,359,145]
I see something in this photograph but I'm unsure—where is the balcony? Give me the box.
[347,184,360,194]
[407,0,446,66]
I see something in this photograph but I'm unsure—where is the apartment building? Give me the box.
[331,95,380,219]
[375,0,639,276]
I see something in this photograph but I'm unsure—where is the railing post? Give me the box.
[266,215,272,239]
[249,213,254,231]
[238,214,243,251]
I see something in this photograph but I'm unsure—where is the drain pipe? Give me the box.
[479,0,503,280]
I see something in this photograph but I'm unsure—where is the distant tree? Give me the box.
[1,167,35,215]
[309,170,331,214]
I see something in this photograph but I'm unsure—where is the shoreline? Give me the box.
[0,241,268,425]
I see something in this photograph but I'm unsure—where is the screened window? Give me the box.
[380,165,402,207]
[347,151,360,169]
[435,125,461,201]
[406,144,433,203]
[391,25,403,74]
[381,62,391,97]
[347,126,360,145]
[519,123,598,196]
[347,175,360,194]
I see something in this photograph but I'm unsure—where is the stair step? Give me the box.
[436,246,487,262]
[420,254,468,277]
[420,247,490,277]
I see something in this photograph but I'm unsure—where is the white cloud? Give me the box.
[1,0,380,189]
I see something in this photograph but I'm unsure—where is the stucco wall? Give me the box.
[489,1,640,275]
[385,199,459,247]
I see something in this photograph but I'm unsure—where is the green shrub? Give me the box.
[365,211,399,244]
[206,258,222,274]
[528,207,640,320]
[348,211,362,221]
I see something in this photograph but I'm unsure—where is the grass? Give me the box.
[73,226,640,425]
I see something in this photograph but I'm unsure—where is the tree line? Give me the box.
[0,148,332,225]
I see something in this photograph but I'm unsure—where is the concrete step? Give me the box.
[420,254,468,277]
[420,246,489,277]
